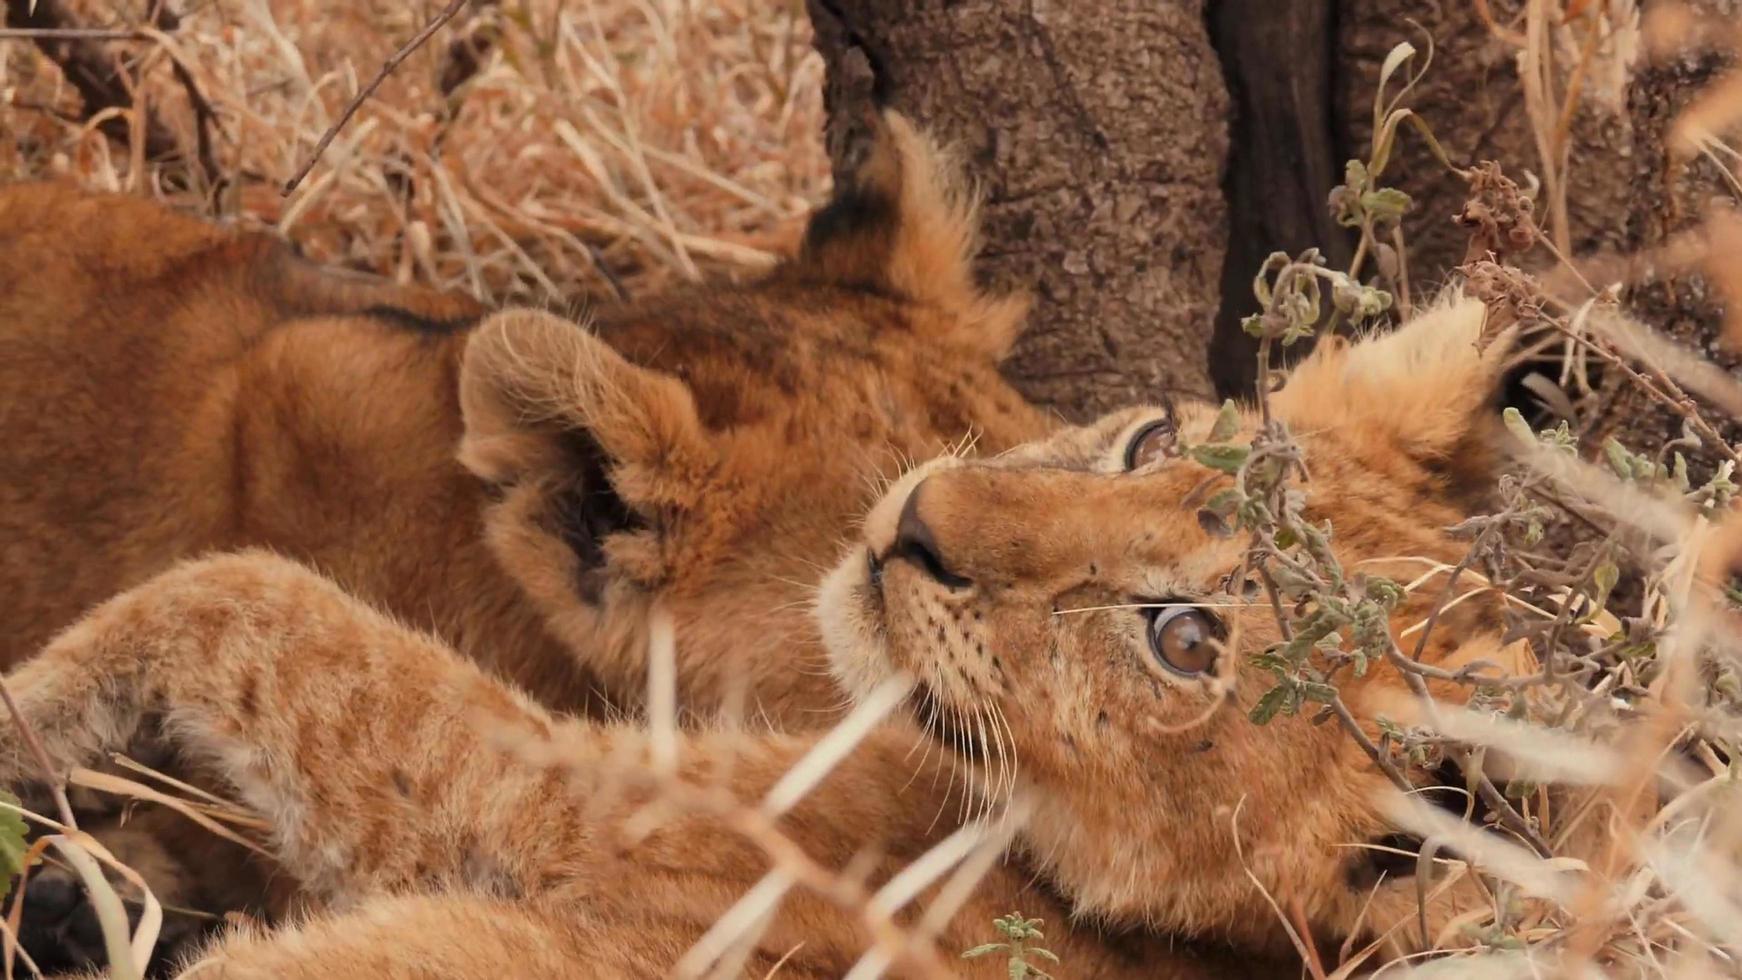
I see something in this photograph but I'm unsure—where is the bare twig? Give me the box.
[281,0,471,196]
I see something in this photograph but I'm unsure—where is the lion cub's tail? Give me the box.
[788,110,1024,358]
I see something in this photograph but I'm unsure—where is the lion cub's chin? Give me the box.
[814,543,899,704]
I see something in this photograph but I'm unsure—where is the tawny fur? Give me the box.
[1,552,1248,979]
[0,296,1543,976]
[818,295,1530,951]
[0,111,1047,969]
[0,111,1045,725]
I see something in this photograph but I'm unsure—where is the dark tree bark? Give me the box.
[1335,1,1636,286]
[808,0,1737,461]
[807,0,1230,420]
[1207,0,1349,397]
[1585,19,1742,463]
[1330,1,1737,467]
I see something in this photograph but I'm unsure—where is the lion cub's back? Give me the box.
[0,184,481,666]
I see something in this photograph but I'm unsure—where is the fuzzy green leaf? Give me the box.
[1208,399,1241,443]
[1205,488,1241,517]
[962,944,1007,960]
[0,790,25,900]
[1360,188,1413,224]
[1250,685,1291,725]
[1602,438,1636,481]
[1189,444,1250,474]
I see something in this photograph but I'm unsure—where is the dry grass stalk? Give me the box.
[1,0,827,304]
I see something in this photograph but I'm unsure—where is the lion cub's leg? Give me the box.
[178,893,599,979]
[0,551,575,907]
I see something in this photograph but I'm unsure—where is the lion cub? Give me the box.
[0,111,1048,970]
[0,294,1532,975]
[0,112,1045,725]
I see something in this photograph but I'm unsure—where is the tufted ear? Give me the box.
[458,309,716,514]
[1273,294,1517,492]
[784,110,1028,361]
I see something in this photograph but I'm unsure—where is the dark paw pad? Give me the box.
[14,867,206,977]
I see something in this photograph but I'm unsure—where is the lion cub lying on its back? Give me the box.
[0,295,1533,976]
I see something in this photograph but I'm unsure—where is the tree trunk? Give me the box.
[806,0,1229,420]
[1330,1,1736,468]
[809,0,1737,465]
[1207,0,1349,397]
[1585,28,1741,465]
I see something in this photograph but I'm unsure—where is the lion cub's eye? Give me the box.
[1146,606,1221,676]
[1123,418,1176,470]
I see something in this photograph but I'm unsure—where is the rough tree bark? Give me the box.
[806,0,1229,420]
[1332,1,1738,466]
[1586,9,1741,461]
[809,0,1735,465]
[1207,0,1349,397]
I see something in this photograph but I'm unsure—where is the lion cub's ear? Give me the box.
[785,110,1028,361]
[458,309,715,510]
[1273,294,1517,492]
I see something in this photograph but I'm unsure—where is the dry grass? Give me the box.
[1,0,828,305]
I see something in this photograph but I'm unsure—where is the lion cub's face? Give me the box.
[447,113,1056,724]
[819,297,1520,952]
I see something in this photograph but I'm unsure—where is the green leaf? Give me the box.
[962,944,1007,960]
[1208,399,1241,442]
[1602,438,1636,481]
[0,790,25,900]
[1190,444,1250,474]
[1249,651,1291,673]
[1502,407,1535,446]
[1205,488,1241,517]
[1376,42,1418,103]
[1360,187,1414,224]
[1344,159,1369,195]
[1364,576,1405,609]
[1254,252,1291,306]
[1590,561,1620,616]
[1250,685,1291,725]
[1523,519,1544,546]
[1029,948,1061,963]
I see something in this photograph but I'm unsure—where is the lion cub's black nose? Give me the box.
[891,482,972,588]
[22,874,80,921]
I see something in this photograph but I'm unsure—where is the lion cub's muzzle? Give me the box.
[879,480,973,589]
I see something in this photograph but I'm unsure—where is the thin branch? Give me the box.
[281,0,471,196]
[0,27,145,40]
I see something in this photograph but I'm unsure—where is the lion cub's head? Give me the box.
[453,113,1046,724]
[819,296,1524,953]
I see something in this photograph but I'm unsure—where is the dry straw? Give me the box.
[1,0,828,305]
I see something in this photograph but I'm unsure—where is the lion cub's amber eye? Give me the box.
[1123,419,1176,470]
[1147,607,1221,676]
